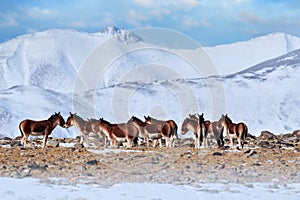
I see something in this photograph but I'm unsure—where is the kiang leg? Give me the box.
[112,138,117,148]
[152,139,158,147]
[145,136,149,147]
[165,138,169,148]
[21,134,29,147]
[100,132,107,147]
[237,138,242,149]
[229,136,234,149]
[42,133,48,148]
[127,137,133,148]
[203,135,207,148]
[194,134,198,148]
[159,138,163,148]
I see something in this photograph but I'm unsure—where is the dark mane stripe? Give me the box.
[99,118,112,125]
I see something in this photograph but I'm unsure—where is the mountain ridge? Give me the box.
[0,27,300,138]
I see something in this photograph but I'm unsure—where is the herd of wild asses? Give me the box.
[18,112,249,149]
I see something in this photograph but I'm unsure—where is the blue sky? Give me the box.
[1,0,300,46]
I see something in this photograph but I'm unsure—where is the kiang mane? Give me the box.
[48,114,57,120]
[225,115,233,123]
[100,118,111,125]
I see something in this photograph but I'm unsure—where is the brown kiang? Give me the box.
[222,114,248,149]
[181,117,198,147]
[185,113,224,148]
[19,112,65,148]
[127,116,177,148]
[98,118,139,148]
[144,116,178,147]
[65,112,90,144]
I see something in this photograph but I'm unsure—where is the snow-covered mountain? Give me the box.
[204,33,300,75]
[0,27,300,138]
[223,48,300,134]
[0,27,143,93]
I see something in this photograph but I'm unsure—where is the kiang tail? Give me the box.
[19,122,24,137]
[173,122,178,138]
[244,124,248,138]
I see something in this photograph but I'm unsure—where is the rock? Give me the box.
[14,136,22,140]
[74,143,84,149]
[11,171,21,178]
[177,138,194,148]
[180,150,192,158]
[27,162,48,170]
[1,137,12,140]
[47,140,59,148]
[75,136,81,142]
[22,168,32,177]
[219,164,225,169]
[10,140,21,147]
[258,141,275,148]
[292,130,300,138]
[245,149,257,157]
[246,133,257,140]
[259,131,278,140]
[86,160,98,165]
[151,156,160,164]
[212,152,222,156]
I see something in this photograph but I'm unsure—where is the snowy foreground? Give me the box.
[0,177,299,200]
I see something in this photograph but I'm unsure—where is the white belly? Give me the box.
[148,133,162,139]
[116,137,127,142]
[229,133,237,139]
[31,132,44,136]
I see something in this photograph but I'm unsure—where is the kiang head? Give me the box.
[64,112,75,128]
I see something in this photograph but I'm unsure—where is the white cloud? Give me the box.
[133,0,152,7]
[200,18,210,27]
[183,19,199,28]
[184,0,198,7]
[238,11,267,24]
[0,12,19,27]
[25,7,59,19]
[127,10,148,26]
[71,21,87,28]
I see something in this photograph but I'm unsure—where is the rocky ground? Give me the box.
[0,130,299,187]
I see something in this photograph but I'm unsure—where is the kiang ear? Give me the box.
[144,116,147,119]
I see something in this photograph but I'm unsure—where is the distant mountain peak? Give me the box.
[99,26,143,43]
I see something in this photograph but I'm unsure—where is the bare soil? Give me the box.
[0,132,299,187]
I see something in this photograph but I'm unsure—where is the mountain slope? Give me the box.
[95,49,300,135]
[222,48,300,134]
[0,28,300,138]
[1,30,300,93]
[0,27,143,93]
[204,33,300,75]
